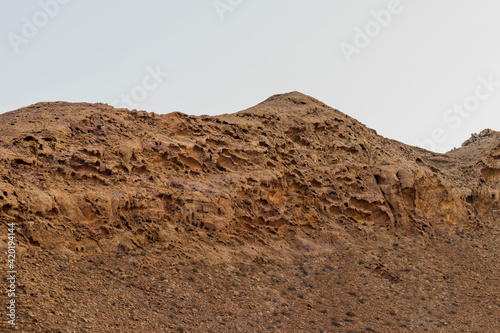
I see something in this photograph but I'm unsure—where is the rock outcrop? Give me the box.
[0,92,498,332]
[1,93,497,257]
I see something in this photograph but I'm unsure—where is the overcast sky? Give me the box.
[1,0,499,152]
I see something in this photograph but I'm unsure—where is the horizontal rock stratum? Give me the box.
[0,92,499,332]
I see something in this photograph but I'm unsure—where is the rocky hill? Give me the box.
[0,92,499,332]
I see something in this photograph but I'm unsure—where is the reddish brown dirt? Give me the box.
[0,92,499,332]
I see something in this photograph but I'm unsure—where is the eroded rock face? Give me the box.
[0,93,498,259]
[1,92,499,332]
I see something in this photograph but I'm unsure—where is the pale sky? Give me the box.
[1,0,499,153]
